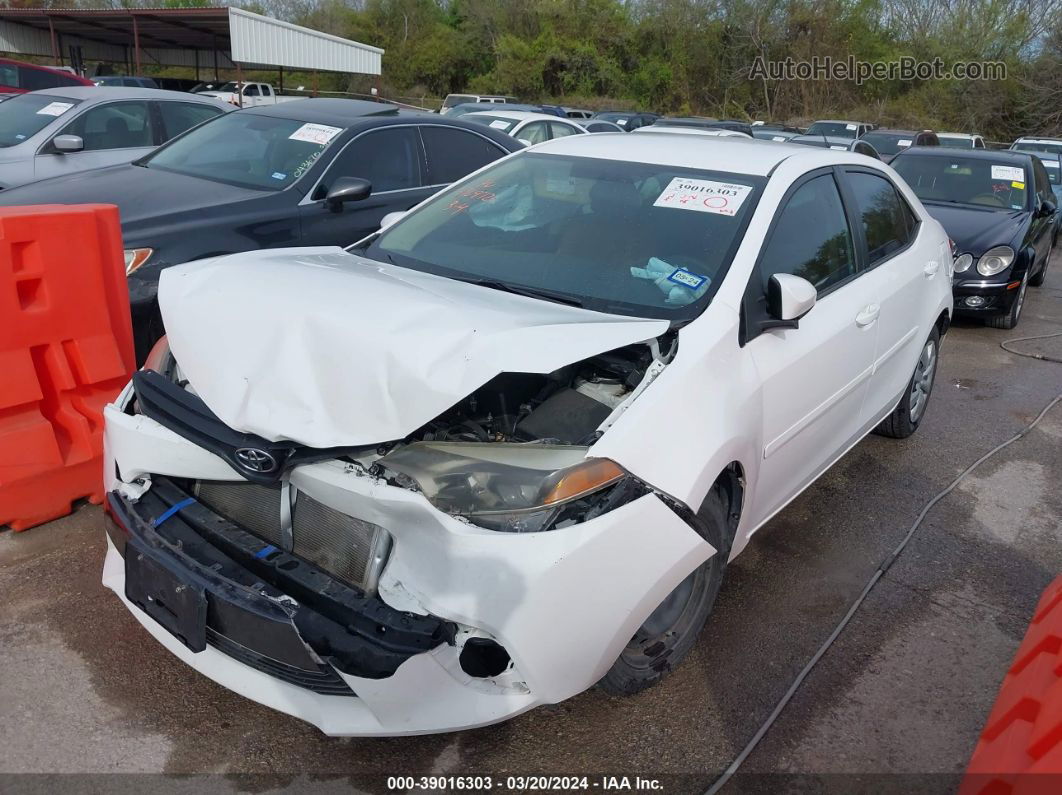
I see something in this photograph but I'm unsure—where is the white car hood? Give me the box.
[158,247,669,448]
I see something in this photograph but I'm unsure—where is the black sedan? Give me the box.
[892,148,1057,329]
[0,99,522,357]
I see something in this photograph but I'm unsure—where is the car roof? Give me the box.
[1014,136,1062,144]
[865,129,921,136]
[241,98,400,123]
[465,110,565,123]
[635,126,750,138]
[896,147,1035,163]
[812,119,866,125]
[31,85,216,102]
[938,132,977,138]
[528,131,839,176]
[790,134,850,144]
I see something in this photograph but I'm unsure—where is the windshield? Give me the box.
[366,152,764,320]
[0,93,80,147]
[464,114,517,133]
[443,94,477,109]
[892,155,1030,211]
[1013,141,1062,156]
[860,132,915,156]
[212,82,241,93]
[806,122,860,138]
[938,136,974,149]
[142,112,344,190]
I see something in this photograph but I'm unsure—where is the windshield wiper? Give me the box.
[452,276,584,307]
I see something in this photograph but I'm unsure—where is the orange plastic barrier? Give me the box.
[0,204,134,531]
[962,576,1062,795]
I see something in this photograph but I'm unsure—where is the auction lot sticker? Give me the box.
[991,165,1025,182]
[654,177,752,216]
[288,123,343,145]
[36,102,74,117]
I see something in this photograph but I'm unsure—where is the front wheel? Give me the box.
[874,327,940,439]
[987,272,1028,329]
[598,484,730,696]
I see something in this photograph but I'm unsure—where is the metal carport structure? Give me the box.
[0,7,382,85]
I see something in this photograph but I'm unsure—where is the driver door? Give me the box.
[298,126,434,248]
[744,169,880,528]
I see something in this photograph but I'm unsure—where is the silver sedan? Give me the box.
[0,86,232,189]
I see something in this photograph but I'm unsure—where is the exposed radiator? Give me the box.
[193,480,391,594]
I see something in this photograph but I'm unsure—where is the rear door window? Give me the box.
[844,171,916,266]
[420,126,507,185]
[157,102,223,141]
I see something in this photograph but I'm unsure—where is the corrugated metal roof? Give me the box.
[0,7,382,75]
[228,8,381,75]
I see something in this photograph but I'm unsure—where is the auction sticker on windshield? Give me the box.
[288,123,343,146]
[653,177,752,217]
[992,165,1025,182]
[36,102,74,117]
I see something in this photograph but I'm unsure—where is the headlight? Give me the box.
[953,253,973,273]
[379,441,626,532]
[124,248,153,275]
[976,246,1014,276]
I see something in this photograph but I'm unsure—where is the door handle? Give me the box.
[924,260,940,277]
[855,304,880,327]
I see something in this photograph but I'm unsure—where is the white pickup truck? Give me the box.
[197,82,300,107]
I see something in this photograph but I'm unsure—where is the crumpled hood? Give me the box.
[159,247,670,448]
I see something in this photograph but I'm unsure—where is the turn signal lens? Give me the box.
[124,248,153,275]
[542,458,625,506]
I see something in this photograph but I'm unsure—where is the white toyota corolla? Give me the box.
[102,133,952,735]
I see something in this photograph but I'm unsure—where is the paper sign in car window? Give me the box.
[488,119,511,130]
[846,124,857,130]
[898,139,913,147]
[288,123,343,146]
[991,165,1025,182]
[829,145,847,150]
[772,136,786,141]
[36,101,74,117]
[654,177,752,217]
[616,118,628,126]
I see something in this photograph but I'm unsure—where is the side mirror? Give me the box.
[1039,199,1057,217]
[379,210,407,230]
[325,176,372,209]
[52,134,84,153]
[764,273,817,330]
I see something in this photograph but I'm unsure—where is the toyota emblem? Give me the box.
[234,447,278,474]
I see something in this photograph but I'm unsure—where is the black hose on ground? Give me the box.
[703,329,1062,794]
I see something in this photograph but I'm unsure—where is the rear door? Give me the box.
[744,169,881,527]
[837,166,935,424]
[298,125,433,247]
[34,99,156,180]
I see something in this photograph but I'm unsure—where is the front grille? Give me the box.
[206,629,356,697]
[192,480,390,593]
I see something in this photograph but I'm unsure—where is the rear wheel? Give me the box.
[598,484,730,696]
[874,327,940,439]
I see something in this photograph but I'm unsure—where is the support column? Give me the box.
[132,14,141,76]
[235,62,243,107]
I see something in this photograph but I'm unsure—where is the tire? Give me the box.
[987,271,1029,329]
[1030,245,1051,288]
[598,484,730,696]
[874,327,940,439]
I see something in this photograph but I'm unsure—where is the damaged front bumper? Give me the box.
[103,392,713,736]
